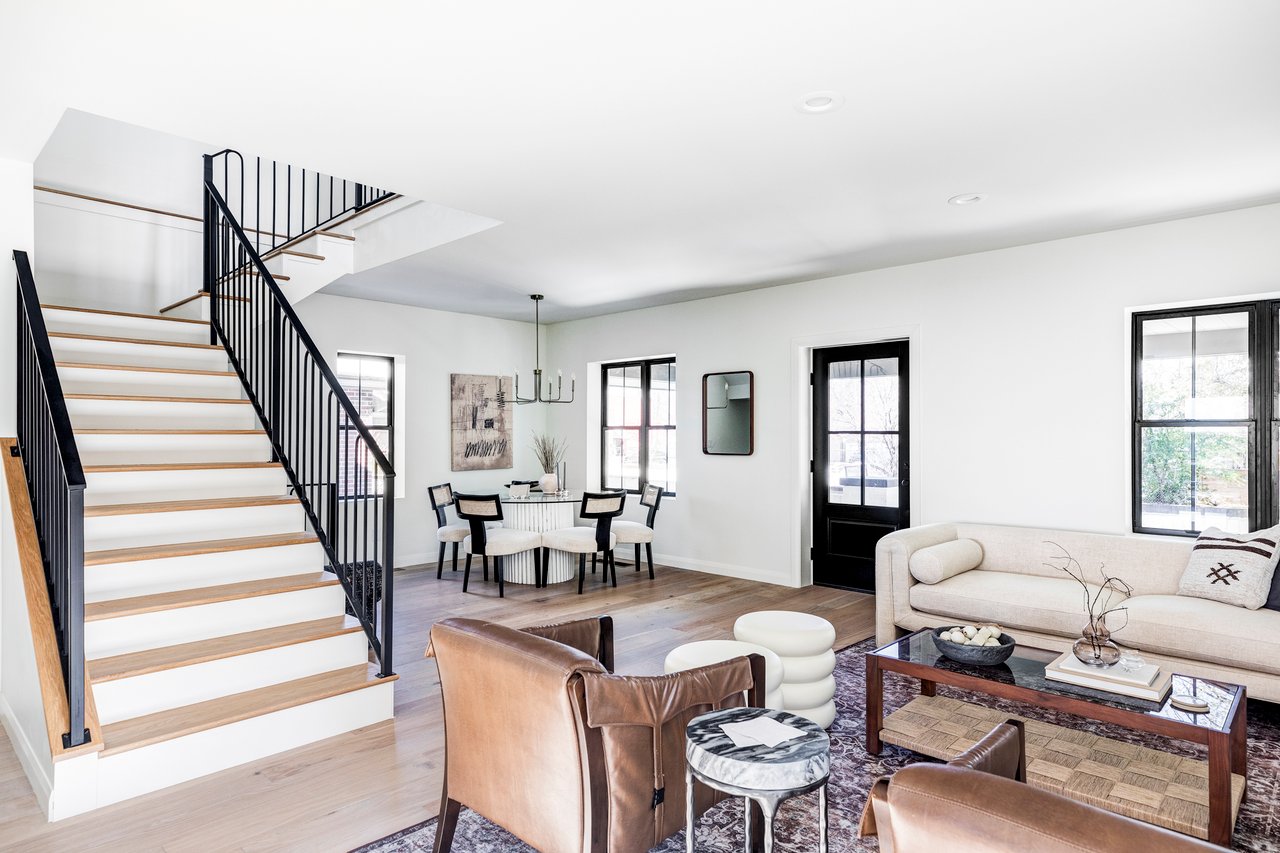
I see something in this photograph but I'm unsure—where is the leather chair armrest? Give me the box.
[858,776,890,837]
[522,615,615,672]
[948,719,1025,781]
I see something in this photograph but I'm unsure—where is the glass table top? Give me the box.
[872,630,1243,734]
[500,490,581,503]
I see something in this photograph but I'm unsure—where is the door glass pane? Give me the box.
[1140,426,1249,533]
[1141,317,1193,419]
[828,360,860,431]
[865,434,899,507]
[864,358,899,431]
[828,434,862,505]
[647,428,674,492]
[1192,312,1249,419]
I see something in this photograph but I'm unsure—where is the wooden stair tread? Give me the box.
[85,460,281,472]
[49,331,222,350]
[76,428,264,435]
[66,392,248,404]
[99,665,394,756]
[41,304,208,326]
[86,532,318,566]
[88,617,362,682]
[85,495,300,517]
[263,248,324,262]
[57,361,236,377]
[232,270,291,282]
[315,230,355,241]
[85,572,339,621]
[159,292,249,313]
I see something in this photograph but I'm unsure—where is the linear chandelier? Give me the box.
[514,294,574,404]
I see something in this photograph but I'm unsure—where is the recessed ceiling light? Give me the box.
[948,193,987,206]
[797,91,843,114]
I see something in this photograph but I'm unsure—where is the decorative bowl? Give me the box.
[931,626,1016,666]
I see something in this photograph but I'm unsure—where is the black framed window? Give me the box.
[337,352,394,499]
[1133,302,1270,535]
[601,358,676,495]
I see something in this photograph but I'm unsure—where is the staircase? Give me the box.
[36,301,395,809]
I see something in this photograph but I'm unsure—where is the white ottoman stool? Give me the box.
[664,640,784,710]
[734,611,837,728]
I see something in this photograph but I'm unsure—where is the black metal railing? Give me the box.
[202,155,396,678]
[206,149,394,261]
[13,250,88,748]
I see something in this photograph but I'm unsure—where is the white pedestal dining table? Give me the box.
[499,491,580,584]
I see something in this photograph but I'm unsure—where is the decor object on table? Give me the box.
[513,294,574,404]
[931,625,1016,666]
[859,719,1220,852]
[874,521,1280,704]
[734,610,837,727]
[1178,525,1280,610]
[1045,542,1131,668]
[450,373,513,471]
[613,481,664,579]
[355,638,1280,853]
[531,432,567,494]
[424,615,766,853]
[665,639,784,709]
[685,707,830,852]
[702,370,754,455]
[507,482,530,499]
[1044,649,1171,702]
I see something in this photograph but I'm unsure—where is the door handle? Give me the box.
[900,479,909,486]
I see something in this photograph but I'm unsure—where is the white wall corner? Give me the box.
[0,692,53,817]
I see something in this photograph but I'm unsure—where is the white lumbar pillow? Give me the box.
[909,539,984,585]
[1177,526,1280,610]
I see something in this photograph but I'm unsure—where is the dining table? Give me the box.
[499,490,581,585]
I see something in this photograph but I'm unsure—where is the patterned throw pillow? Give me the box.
[1178,526,1280,610]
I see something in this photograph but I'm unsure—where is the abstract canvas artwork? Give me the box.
[450,373,513,471]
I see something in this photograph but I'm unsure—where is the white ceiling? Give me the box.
[5,1,1280,321]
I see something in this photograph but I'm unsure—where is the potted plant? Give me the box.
[532,433,567,494]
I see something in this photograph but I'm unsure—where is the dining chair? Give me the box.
[429,483,468,579]
[542,491,626,594]
[452,493,542,598]
[612,483,662,579]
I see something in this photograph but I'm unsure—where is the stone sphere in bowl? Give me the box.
[931,626,1016,666]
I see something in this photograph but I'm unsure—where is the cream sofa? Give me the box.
[876,522,1280,702]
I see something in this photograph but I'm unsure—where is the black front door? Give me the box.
[812,340,910,592]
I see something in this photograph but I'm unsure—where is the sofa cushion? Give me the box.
[1178,526,1280,610]
[909,539,983,585]
[1115,594,1280,676]
[910,571,1108,637]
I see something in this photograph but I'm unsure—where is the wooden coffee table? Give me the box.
[865,629,1247,846]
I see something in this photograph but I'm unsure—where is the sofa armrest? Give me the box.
[521,615,615,672]
[948,720,1025,781]
[875,524,958,645]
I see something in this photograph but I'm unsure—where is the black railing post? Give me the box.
[379,481,394,678]
[203,154,217,345]
[354,183,365,210]
[63,483,87,747]
[270,300,282,462]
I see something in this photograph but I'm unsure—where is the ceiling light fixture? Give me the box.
[797,91,843,114]
[948,193,987,206]
[514,294,574,404]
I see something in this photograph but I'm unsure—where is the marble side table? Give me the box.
[685,707,830,853]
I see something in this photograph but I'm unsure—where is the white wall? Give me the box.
[294,293,548,567]
[546,202,1280,587]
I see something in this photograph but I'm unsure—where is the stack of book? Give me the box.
[1045,651,1172,701]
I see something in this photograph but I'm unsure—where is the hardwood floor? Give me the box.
[0,562,874,852]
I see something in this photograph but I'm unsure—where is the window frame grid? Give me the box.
[337,352,395,501]
[600,356,676,496]
[1131,301,1270,536]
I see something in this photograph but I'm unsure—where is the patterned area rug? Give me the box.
[354,640,1280,852]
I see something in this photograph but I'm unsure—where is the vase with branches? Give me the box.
[532,433,567,493]
[1045,542,1133,668]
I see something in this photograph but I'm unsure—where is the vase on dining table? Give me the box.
[539,472,559,494]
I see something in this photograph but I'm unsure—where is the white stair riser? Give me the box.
[160,296,210,322]
[76,433,274,465]
[85,584,345,658]
[85,467,289,505]
[68,398,258,430]
[50,336,228,371]
[85,502,306,551]
[94,682,393,808]
[58,366,244,399]
[43,309,210,344]
[93,632,369,725]
[86,542,325,603]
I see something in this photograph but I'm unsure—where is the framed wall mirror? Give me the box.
[702,371,754,455]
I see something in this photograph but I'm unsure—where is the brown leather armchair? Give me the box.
[861,720,1225,852]
[426,615,766,853]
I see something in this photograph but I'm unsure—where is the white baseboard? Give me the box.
[653,553,798,587]
[0,692,53,819]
